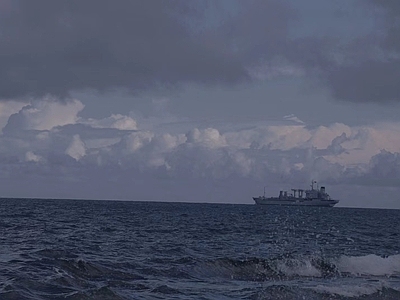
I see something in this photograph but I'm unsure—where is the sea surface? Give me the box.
[0,199,399,299]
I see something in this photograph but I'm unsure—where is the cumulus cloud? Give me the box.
[122,131,155,153]
[0,97,399,207]
[2,97,143,141]
[224,123,311,151]
[186,128,226,148]
[25,151,43,163]
[308,123,352,150]
[65,134,86,161]
[0,101,26,131]
[4,98,84,131]
[368,150,400,179]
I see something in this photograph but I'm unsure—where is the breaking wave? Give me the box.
[336,254,400,276]
[192,254,400,281]
[191,256,334,281]
[189,254,400,298]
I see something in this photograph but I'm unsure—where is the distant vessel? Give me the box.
[253,181,339,207]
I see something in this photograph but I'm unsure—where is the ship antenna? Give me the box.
[263,186,266,197]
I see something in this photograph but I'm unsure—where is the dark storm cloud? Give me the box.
[220,0,400,104]
[1,0,399,103]
[0,0,250,100]
[321,0,400,103]
[327,61,400,103]
[371,0,400,52]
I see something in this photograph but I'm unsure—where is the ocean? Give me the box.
[0,198,399,300]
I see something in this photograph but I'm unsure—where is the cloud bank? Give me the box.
[0,98,399,208]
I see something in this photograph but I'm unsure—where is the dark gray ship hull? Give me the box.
[253,197,339,207]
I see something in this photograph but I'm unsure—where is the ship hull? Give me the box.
[253,197,339,207]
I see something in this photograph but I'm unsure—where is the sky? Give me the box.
[0,0,400,208]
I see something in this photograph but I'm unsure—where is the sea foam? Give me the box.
[336,254,400,276]
[312,282,387,298]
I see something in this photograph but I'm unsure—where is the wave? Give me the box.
[336,254,400,276]
[249,285,400,300]
[4,249,400,299]
[312,285,400,299]
[190,254,400,298]
[192,254,400,281]
[191,256,336,281]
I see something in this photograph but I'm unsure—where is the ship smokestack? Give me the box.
[321,186,325,193]
[279,191,283,199]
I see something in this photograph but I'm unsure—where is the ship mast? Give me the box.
[311,180,317,190]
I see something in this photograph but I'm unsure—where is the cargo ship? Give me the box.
[253,181,339,207]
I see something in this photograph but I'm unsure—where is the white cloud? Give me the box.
[223,118,311,151]
[0,100,400,208]
[186,128,227,148]
[81,114,138,130]
[309,123,352,149]
[4,98,84,131]
[123,131,154,153]
[25,151,43,163]
[322,123,400,166]
[65,134,86,161]
[283,114,305,124]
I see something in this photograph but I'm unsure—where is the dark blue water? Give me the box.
[0,199,399,299]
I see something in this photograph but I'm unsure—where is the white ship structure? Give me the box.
[253,181,339,207]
